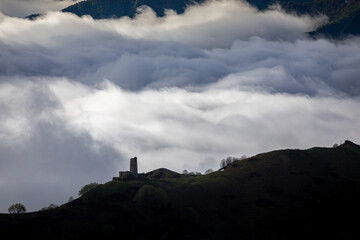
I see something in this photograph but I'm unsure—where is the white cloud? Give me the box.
[49,80,360,167]
[0,4,357,95]
[107,1,325,48]
[0,1,325,46]
[1,78,359,176]
[0,0,359,212]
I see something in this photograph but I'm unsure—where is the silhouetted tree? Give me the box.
[205,169,213,174]
[182,170,188,174]
[225,157,233,166]
[221,156,247,169]
[78,182,99,196]
[220,159,226,168]
[8,203,26,214]
[333,143,339,148]
[68,196,74,202]
[41,204,58,211]
[48,203,58,209]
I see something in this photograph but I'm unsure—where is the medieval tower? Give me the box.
[130,157,138,176]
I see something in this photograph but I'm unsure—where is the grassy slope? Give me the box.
[0,141,359,239]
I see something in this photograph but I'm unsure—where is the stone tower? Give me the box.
[130,157,138,176]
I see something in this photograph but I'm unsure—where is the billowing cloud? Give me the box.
[1,78,359,212]
[0,2,357,96]
[0,0,359,212]
[0,0,79,18]
[0,0,326,46]
[109,2,325,48]
[48,79,360,167]
[0,80,123,211]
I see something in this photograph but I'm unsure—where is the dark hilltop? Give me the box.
[1,141,360,239]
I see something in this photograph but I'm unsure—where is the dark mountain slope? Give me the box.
[0,141,359,239]
[315,6,360,36]
[25,0,360,37]
[282,0,360,37]
[59,0,360,37]
[62,0,206,19]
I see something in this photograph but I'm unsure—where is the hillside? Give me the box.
[0,141,359,239]
[24,0,360,37]
[282,0,360,37]
[62,0,206,19]
[144,168,182,179]
[58,0,360,37]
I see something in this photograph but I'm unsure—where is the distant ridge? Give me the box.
[61,0,206,19]
[24,0,360,37]
[281,0,360,37]
[61,0,360,37]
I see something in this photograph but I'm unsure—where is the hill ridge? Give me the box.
[25,0,360,37]
[1,141,359,239]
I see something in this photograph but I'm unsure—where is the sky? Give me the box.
[0,0,360,212]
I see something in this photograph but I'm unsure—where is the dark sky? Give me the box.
[0,0,359,212]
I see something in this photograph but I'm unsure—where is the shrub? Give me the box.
[78,182,100,196]
[41,204,58,211]
[135,185,168,209]
[8,203,26,214]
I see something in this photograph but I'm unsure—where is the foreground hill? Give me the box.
[0,141,359,239]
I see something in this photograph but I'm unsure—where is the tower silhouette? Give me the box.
[130,157,138,176]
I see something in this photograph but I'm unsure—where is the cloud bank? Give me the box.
[0,0,359,212]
